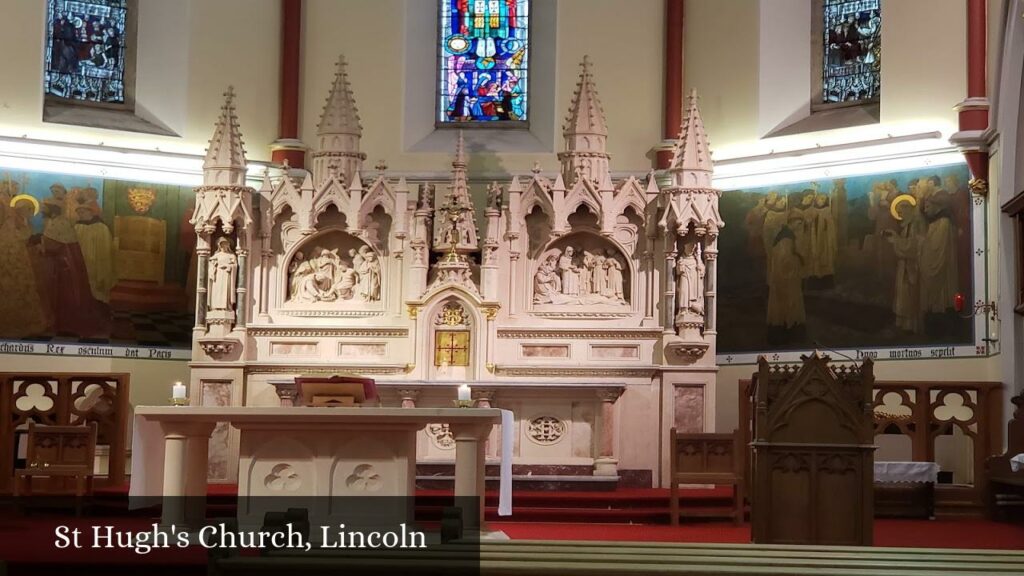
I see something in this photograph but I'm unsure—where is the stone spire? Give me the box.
[433,131,479,255]
[203,87,248,187]
[558,56,611,187]
[311,55,367,186]
[668,89,713,190]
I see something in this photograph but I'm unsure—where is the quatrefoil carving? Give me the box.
[264,463,302,492]
[934,393,974,423]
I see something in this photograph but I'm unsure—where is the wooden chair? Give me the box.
[985,391,1024,521]
[13,421,98,497]
[669,429,744,525]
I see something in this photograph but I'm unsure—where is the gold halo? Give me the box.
[889,194,917,221]
[9,194,40,216]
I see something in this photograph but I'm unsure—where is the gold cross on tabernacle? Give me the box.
[434,331,469,366]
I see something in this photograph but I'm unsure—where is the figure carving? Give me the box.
[533,243,628,306]
[287,242,382,303]
[207,238,238,312]
[487,182,503,210]
[675,239,706,317]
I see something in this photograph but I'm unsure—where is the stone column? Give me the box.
[475,389,498,459]
[236,248,248,327]
[664,251,677,331]
[594,388,624,476]
[258,238,272,322]
[271,380,299,407]
[398,388,421,408]
[160,421,216,528]
[704,238,718,335]
[194,244,210,329]
[450,423,489,531]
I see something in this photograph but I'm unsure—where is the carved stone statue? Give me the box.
[287,241,382,304]
[532,241,629,307]
[487,182,503,210]
[359,249,381,301]
[418,183,434,211]
[558,247,581,296]
[676,239,706,316]
[533,256,563,304]
[207,237,238,312]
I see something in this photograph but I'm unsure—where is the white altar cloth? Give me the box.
[129,406,513,523]
[1011,453,1024,472]
[874,461,940,484]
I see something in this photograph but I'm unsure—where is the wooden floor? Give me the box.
[210,539,1024,575]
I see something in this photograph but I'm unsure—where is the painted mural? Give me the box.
[717,163,974,354]
[0,169,195,347]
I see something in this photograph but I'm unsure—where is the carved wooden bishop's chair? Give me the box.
[14,421,98,498]
[669,428,745,525]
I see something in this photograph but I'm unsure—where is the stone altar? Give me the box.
[132,406,500,530]
[186,56,723,490]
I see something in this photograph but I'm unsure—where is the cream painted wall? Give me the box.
[0,0,280,160]
[300,0,665,174]
[686,0,967,157]
[0,354,189,410]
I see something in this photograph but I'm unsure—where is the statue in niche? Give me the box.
[487,182,502,211]
[207,237,238,312]
[287,241,382,304]
[559,247,580,296]
[418,183,434,211]
[359,250,381,301]
[533,256,563,304]
[604,249,625,301]
[533,243,628,306]
[675,238,706,317]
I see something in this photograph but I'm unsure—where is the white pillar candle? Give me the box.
[172,381,187,400]
[457,384,472,402]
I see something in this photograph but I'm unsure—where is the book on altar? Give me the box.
[294,374,379,407]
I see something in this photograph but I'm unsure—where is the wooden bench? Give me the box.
[13,421,97,498]
[986,391,1024,521]
[669,429,744,525]
[208,540,1024,575]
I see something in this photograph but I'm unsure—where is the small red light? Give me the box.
[954,292,965,313]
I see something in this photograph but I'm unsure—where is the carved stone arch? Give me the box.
[421,291,483,380]
[531,230,635,310]
[278,228,382,307]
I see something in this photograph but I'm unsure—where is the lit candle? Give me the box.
[172,381,187,400]
[457,384,472,402]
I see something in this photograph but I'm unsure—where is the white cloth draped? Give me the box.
[874,461,940,484]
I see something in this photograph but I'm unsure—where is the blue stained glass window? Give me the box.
[438,0,530,124]
[45,0,129,104]
[822,0,880,104]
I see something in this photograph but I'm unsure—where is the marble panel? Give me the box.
[338,342,387,358]
[673,385,705,433]
[521,344,570,358]
[269,341,319,357]
[201,379,233,481]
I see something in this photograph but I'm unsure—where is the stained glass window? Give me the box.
[438,0,529,124]
[44,0,129,105]
[822,0,880,104]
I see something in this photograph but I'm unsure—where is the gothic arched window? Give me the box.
[44,0,134,106]
[814,0,881,109]
[437,0,530,125]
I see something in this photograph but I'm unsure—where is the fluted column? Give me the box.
[235,249,248,327]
